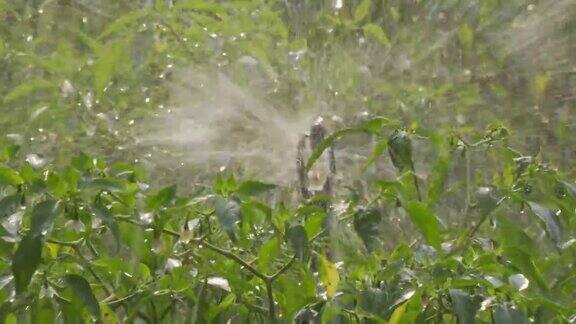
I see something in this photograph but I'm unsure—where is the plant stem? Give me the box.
[73,245,112,296]
[265,279,276,323]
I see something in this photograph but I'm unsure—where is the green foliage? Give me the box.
[1,0,576,322]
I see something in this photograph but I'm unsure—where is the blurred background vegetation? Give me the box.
[1,0,575,178]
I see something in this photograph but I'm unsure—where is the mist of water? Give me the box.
[139,0,575,188]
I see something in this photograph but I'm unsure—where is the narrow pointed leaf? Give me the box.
[63,274,102,320]
[12,234,42,294]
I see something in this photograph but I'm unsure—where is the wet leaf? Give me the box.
[493,304,526,324]
[12,234,42,294]
[449,289,480,324]
[146,185,177,210]
[92,200,120,251]
[88,178,126,193]
[505,247,547,291]
[353,208,381,252]
[214,197,240,242]
[388,130,413,172]
[527,201,562,245]
[29,200,62,237]
[287,225,308,261]
[236,180,276,196]
[404,201,441,249]
[63,274,102,320]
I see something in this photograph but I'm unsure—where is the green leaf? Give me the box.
[493,304,526,324]
[92,200,121,251]
[353,208,381,252]
[388,130,413,172]
[318,255,339,299]
[389,302,407,324]
[0,143,19,162]
[527,201,562,245]
[146,185,177,210]
[505,247,548,291]
[304,210,326,238]
[3,79,55,104]
[236,180,276,196]
[258,237,280,272]
[93,39,131,94]
[98,9,149,39]
[46,172,68,198]
[364,24,390,48]
[449,289,480,324]
[497,217,537,256]
[364,138,388,170]
[354,0,371,22]
[475,187,498,216]
[63,274,102,320]
[30,200,62,237]
[404,201,441,249]
[0,166,23,187]
[12,234,42,294]
[458,23,474,51]
[425,149,453,206]
[287,225,309,261]
[214,197,240,242]
[88,178,126,193]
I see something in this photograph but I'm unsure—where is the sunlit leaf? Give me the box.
[0,166,23,187]
[318,255,339,299]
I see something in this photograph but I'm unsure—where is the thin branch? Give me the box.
[73,245,112,296]
[199,240,266,280]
